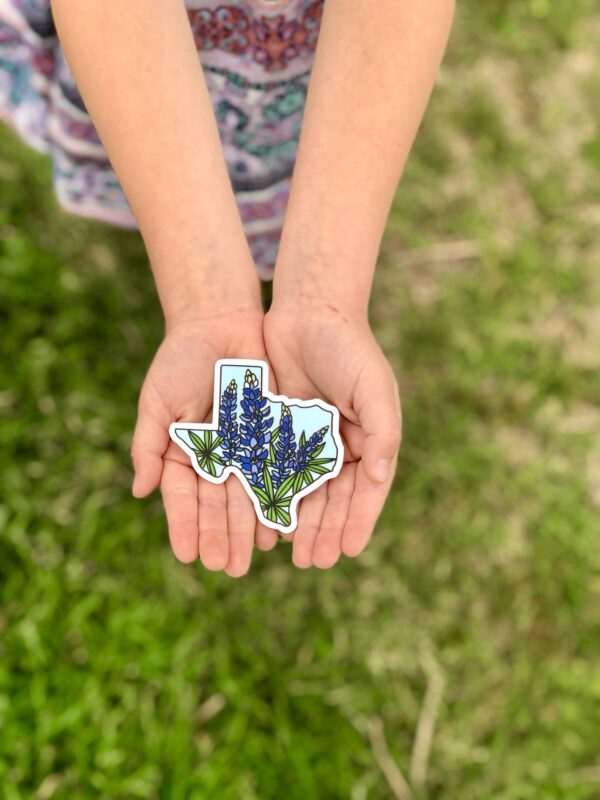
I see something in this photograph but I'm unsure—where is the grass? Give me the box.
[1,2,599,798]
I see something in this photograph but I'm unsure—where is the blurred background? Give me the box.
[1,1,599,798]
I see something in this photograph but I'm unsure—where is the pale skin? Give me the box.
[51,0,454,574]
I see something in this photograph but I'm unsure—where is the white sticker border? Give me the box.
[169,358,344,535]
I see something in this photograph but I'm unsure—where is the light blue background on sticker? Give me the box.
[219,363,337,462]
[175,363,338,466]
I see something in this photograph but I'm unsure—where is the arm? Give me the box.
[266,0,455,567]
[274,0,455,313]
[51,0,261,326]
[52,0,269,572]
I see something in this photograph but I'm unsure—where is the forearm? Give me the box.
[51,0,260,325]
[273,0,455,315]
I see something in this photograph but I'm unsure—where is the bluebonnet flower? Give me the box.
[239,369,273,488]
[272,404,296,488]
[217,378,240,465]
[294,426,329,473]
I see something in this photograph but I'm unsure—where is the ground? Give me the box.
[0,2,599,798]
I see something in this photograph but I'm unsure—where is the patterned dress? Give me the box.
[0,0,324,279]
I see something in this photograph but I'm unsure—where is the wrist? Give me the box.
[271,258,370,322]
[268,291,367,327]
[272,227,374,320]
[165,296,263,334]
[165,282,262,328]
[152,250,263,332]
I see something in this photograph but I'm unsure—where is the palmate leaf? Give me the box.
[189,430,223,452]
[197,451,226,473]
[251,467,292,526]
[188,429,225,477]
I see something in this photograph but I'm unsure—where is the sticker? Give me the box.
[169,359,344,534]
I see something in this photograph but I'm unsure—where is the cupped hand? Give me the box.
[263,299,402,569]
[131,308,278,575]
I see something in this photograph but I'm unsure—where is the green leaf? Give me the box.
[293,472,304,493]
[205,459,217,477]
[310,458,336,465]
[271,426,280,445]
[203,430,211,448]
[189,430,204,450]
[274,473,296,500]
[263,466,275,499]
[298,431,306,448]
[312,443,325,458]
[267,506,277,523]
[307,463,329,476]
[252,487,270,505]
[276,507,291,527]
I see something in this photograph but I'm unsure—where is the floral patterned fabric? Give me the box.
[0,0,324,278]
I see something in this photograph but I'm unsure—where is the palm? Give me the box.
[132,310,278,574]
[264,304,401,568]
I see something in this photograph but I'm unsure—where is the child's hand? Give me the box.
[264,299,402,569]
[131,309,278,575]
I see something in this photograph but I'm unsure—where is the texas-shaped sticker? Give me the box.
[169,359,344,534]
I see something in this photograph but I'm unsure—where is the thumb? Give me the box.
[356,365,402,484]
[131,410,169,498]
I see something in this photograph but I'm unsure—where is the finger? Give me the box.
[198,479,229,571]
[255,522,279,551]
[292,483,328,569]
[356,364,402,484]
[225,476,255,578]
[312,463,356,569]
[131,410,169,497]
[341,457,396,558]
[161,459,199,564]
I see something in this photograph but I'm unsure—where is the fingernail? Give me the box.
[132,474,141,497]
[373,458,391,482]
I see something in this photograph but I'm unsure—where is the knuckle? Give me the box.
[226,497,250,513]
[296,522,321,538]
[199,526,228,539]
[199,495,226,512]
[163,486,196,501]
